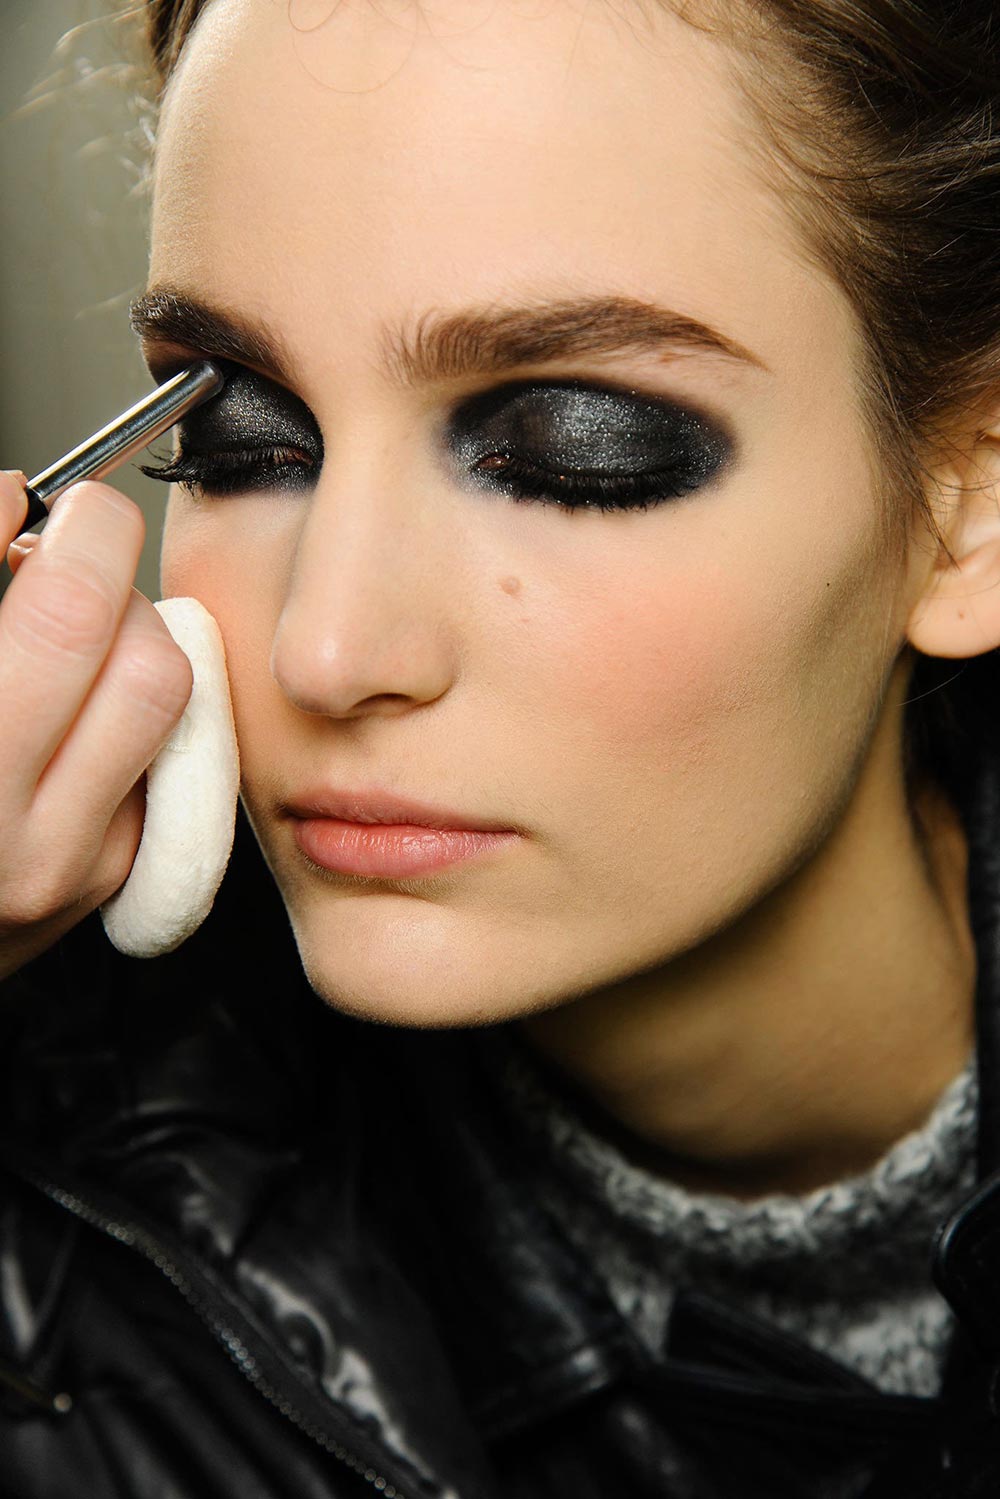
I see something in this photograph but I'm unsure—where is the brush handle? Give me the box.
[20,361,225,529]
[21,486,49,531]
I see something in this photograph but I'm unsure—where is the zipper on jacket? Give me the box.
[0,1358,73,1415]
[10,1165,410,1499]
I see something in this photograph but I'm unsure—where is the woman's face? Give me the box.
[150,0,923,1026]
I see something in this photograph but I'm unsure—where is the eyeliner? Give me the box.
[20,360,226,530]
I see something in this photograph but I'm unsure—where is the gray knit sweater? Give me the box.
[481,1031,978,1398]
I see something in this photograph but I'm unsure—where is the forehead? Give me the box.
[149,0,851,394]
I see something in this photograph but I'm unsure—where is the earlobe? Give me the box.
[906,427,1000,661]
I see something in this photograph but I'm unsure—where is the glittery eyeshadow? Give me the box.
[177,363,323,456]
[447,378,732,497]
[156,365,732,510]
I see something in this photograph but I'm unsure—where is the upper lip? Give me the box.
[283,787,520,834]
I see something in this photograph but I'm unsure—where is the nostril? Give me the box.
[270,617,452,717]
[269,632,342,712]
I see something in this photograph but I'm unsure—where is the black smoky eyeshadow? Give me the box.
[445,378,732,489]
[173,362,324,458]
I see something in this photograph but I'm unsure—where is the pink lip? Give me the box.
[284,786,523,879]
[293,820,519,878]
[283,787,519,834]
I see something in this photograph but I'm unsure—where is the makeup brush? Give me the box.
[19,361,226,530]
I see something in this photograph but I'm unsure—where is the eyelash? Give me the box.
[141,444,708,513]
[140,445,315,499]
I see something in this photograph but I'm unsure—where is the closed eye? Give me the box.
[139,367,735,513]
[140,443,318,498]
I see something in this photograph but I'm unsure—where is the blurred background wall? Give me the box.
[1,0,165,598]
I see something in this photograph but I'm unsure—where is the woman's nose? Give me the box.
[269,471,459,719]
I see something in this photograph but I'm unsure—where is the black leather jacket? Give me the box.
[5,766,1000,1499]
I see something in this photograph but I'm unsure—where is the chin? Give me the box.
[297,953,525,1030]
[287,912,537,1030]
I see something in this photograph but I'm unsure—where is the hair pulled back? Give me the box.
[141,0,1000,815]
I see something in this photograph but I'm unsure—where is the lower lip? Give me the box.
[293,818,520,878]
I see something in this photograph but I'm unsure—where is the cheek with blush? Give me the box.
[533,556,782,769]
[521,531,885,914]
[160,514,283,779]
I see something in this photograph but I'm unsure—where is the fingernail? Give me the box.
[1,470,27,485]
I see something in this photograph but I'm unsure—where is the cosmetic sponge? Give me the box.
[100,597,240,958]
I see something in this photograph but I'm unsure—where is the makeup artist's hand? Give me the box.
[0,470,194,979]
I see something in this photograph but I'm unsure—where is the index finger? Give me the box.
[0,470,33,545]
[0,480,146,799]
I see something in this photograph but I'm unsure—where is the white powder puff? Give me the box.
[100,597,240,957]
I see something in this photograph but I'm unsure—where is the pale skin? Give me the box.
[4,0,1000,1197]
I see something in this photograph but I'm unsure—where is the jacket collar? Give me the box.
[0,821,502,1499]
[933,742,1000,1354]
[961,742,1000,1184]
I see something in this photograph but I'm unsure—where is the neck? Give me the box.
[517,667,977,1200]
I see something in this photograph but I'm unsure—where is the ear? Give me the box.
[907,419,1000,660]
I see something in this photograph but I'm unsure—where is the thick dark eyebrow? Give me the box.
[129,285,768,388]
[130,288,297,385]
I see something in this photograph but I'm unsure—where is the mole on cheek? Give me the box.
[499,576,522,597]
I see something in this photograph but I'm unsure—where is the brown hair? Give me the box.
[146,0,205,84]
[141,0,1000,808]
